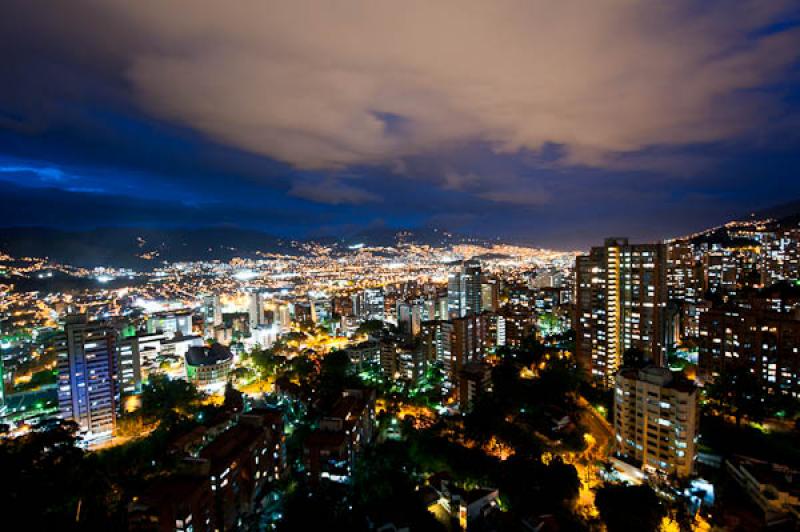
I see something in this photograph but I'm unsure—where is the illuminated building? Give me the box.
[480,279,500,312]
[185,344,233,391]
[310,297,332,324]
[117,333,143,398]
[613,366,698,478]
[198,420,279,529]
[293,302,312,324]
[761,228,800,287]
[666,242,705,340]
[303,388,376,484]
[202,294,222,328]
[56,314,118,442]
[726,456,800,528]
[421,313,488,393]
[364,288,385,321]
[247,290,264,329]
[380,337,426,384]
[458,362,491,412]
[702,250,739,298]
[146,309,192,338]
[396,301,422,337]
[448,259,482,318]
[497,304,537,348]
[576,238,667,388]
[344,340,380,370]
[531,271,564,289]
[699,305,800,399]
[130,409,286,532]
[276,303,291,331]
[161,335,203,361]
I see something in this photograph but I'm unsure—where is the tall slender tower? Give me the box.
[56,315,118,442]
[576,238,667,388]
[447,259,482,318]
[461,259,482,317]
[203,294,222,328]
[248,291,263,329]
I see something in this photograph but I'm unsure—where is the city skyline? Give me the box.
[2,3,800,530]
[2,2,800,247]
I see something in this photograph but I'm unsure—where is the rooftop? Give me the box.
[185,342,232,366]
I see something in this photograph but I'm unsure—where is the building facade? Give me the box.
[699,306,800,399]
[613,367,699,478]
[56,315,118,442]
[576,238,667,388]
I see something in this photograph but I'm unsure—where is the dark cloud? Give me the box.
[0,181,329,233]
[1,1,800,248]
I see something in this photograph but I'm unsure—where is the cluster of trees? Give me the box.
[464,341,584,451]
[13,368,57,392]
[280,441,442,531]
[0,375,261,529]
[595,484,666,532]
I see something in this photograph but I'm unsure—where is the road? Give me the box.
[578,396,614,461]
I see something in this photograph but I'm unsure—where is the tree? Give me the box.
[595,484,666,532]
[352,442,445,530]
[355,319,384,336]
[707,366,763,427]
[316,350,360,405]
[140,375,201,420]
[223,381,244,412]
[494,455,579,515]
[0,421,118,528]
[249,347,282,377]
[463,394,504,444]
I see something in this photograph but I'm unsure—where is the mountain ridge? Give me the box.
[0,225,487,268]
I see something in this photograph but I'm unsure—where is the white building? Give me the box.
[613,366,699,478]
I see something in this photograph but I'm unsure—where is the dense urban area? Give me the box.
[1,214,799,531]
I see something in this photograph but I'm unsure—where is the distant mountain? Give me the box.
[679,198,800,247]
[0,225,491,268]
[0,227,293,268]
[325,226,487,248]
[750,198,800,223]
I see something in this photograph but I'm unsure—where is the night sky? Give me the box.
[2,1,800,249]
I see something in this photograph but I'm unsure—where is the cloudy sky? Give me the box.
[2,0,800,248]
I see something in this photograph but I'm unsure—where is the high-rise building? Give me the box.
[447,269,462,318]
[497,304,537,348]
[761,228,800,287]
[117,333,142,399]
[613,366,699,478]
[248,291,264,329]
[276,303,291,331]
[458,362,492,412]
[202,294,222,328]
[421,314,488,394]
[576,238,667,388]
[380,337,426,384]
[666,242,705,341]
[699,305,800,399]
[396,302,422,337]
[56,315,118,442]
[462,259,482,317]
[481,279,500,312]
[310,297,332,324]
[703,250,739,298]
[667,242,702,302]
[363,288,385,321]
[448,260,482,318]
